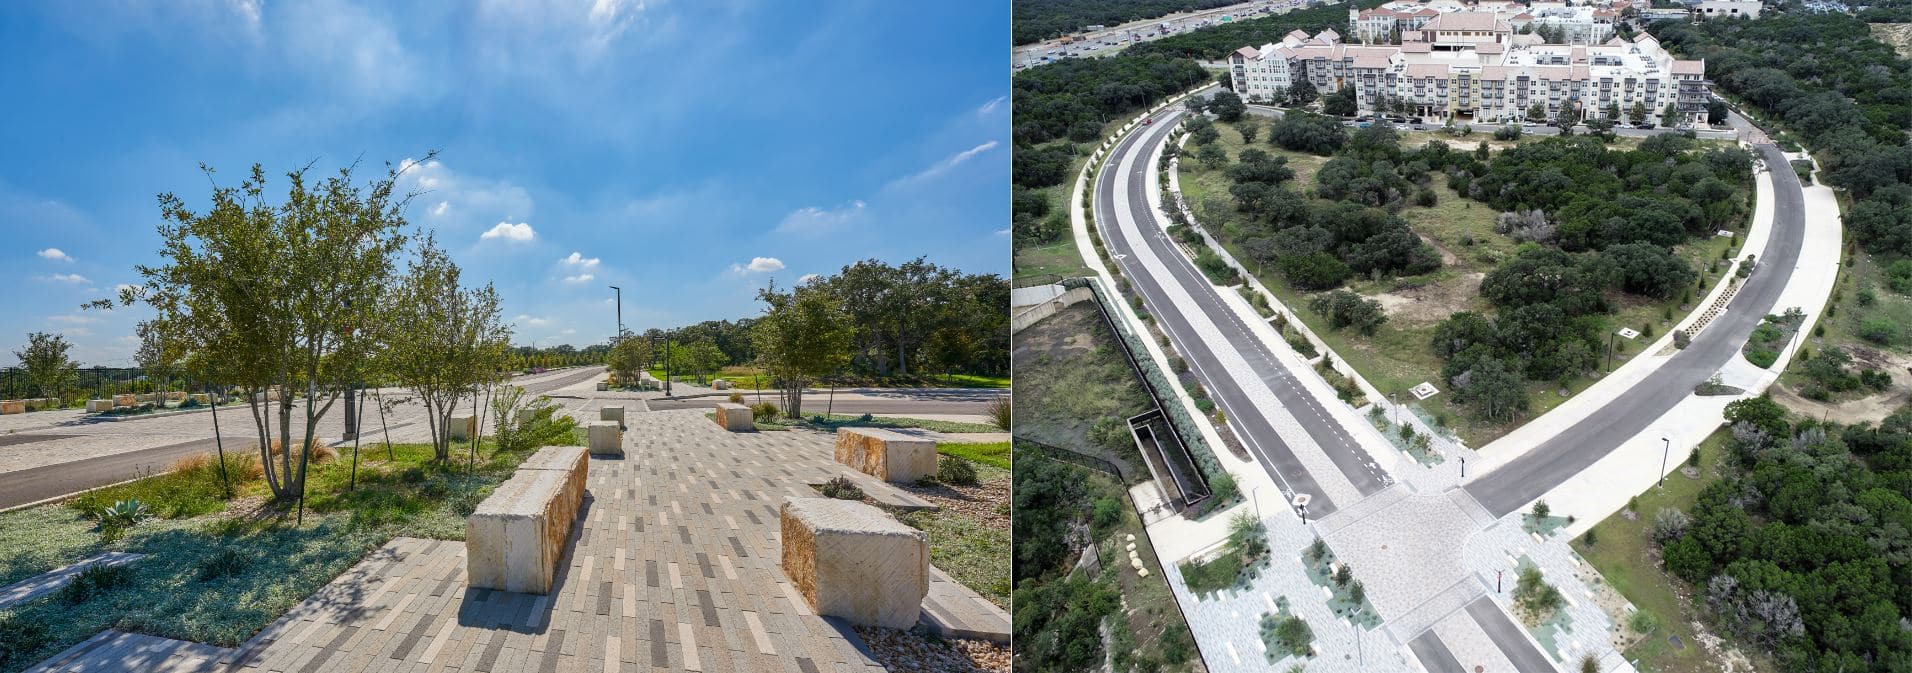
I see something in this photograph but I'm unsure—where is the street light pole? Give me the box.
[609,286,623,343]
[1659,436,1670,487]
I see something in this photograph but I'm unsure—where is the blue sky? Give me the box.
[0,0,1008,366]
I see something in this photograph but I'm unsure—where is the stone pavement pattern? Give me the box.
[32,408,1005,672]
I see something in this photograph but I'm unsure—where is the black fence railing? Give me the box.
[1014,437,1124,480]
[0,367,210,402]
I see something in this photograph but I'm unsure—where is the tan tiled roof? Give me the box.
[1236,46,1261,58]
[1671,59,1705,75]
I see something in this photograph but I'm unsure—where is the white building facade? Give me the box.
[1229,29,1710,125]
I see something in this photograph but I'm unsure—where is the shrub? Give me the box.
[197,548,246,582]
[1532,500,1550,520]
[61,563,135,604]
[751,402,780,423]
[1629,608,1661,635]
[818,476,864,500]
[0,612,50,669]
[728,392,744,404]
[1582,528,1597,547]
[986,397,1011,431]
[1858,317,1899,345]
[937,456,979,486]
[96,499,152,542]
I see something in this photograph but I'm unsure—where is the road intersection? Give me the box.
[1086,88,1836,671]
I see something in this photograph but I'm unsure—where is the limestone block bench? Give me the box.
[113,394,136,407]
[713,403,754,432]
[466,464,585,595]
[780,497,927,629]
[449,415,477,442]
[0,401,22,415]
[587,421,623,457]
[712,379,732,390]
[86,399,113,413]
[834,428,936,483]
[596,381,608,392]
[599,405,624,425]
[516,446,589,516]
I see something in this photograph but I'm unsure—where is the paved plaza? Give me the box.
[25,407,1005,672]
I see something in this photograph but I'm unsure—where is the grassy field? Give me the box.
[1177,120,1749,446]
[1571,429,1772,673]
[0,433,564,671]
[1012,302,1155,479]
[938,441,1011,469]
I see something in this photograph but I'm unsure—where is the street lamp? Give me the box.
[1659,436,1670,488]
[609,286,623,344]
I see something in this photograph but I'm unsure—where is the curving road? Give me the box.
[1462,141,1805,516]
[1094,104,1391,518]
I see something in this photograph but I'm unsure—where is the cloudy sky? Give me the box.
[0,0,1008,365]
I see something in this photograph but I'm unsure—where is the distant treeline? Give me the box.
[1655,14,1912,255]
[1125,0,1385,60]
[1013,0,1239,45]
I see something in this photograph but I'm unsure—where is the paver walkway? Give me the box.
[0,551,146,610]
[32,408,1005,672]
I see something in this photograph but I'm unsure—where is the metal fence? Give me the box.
[0,367,207,401]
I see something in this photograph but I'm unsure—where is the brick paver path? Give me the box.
[33,408,1004,672]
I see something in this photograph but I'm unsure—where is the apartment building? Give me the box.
[1228,30,1710,125]
[1350,0,1620,46]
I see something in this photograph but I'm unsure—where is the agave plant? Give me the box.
[97,499,152,542]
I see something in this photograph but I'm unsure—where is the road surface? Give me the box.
[1095,103,1391,518]
[1463,141,1804,516]
[0,367,603,511]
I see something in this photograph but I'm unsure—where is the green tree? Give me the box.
[14,331,78,400]
[752,281,853,417]
[1322,86,1358,117]
[1209,90,1247,122]
[604,334,653,387]
[384,235,512,463]
[102,161,408,500]
[1629,101,1649,125]
[678,340,728,384]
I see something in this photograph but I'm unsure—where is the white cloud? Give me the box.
[37,248,74,262]
[47,313,98,325]
[560,328,577,335]
[514,314,551,327]
[396,159,537,233]
[560,252,600,269]
[40,273,89,284]
[56,327,91,337]
[115,283,137,294]
[563,273,596,284]
[481,221,536,242]
[734,257,785,273]
[978,96,1006,115]
[893,141,999,186]
[799,273,820,284]
[775,201,866,235]
[996,227,1012,236]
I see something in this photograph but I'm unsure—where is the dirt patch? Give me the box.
[1772,346,1912,424]
[895,471,1010,529]
[1871,23,1912,60]
[1367,272,1484,326]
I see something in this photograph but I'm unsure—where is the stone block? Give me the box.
[596,382,608,392]
[712,379,732,390]
[780,497,928,629]
[163,391,187,402]
[86,399,112,413]
[449,415,477,442]
[713,403,754,432]
[466,469,579,595]
[587,421,623,457]
[135,393,159,404]
[599,405,624,425]
[0,401,22,415]
[517,446,589,517]
[833,428,937,483]
[113,394,136,407]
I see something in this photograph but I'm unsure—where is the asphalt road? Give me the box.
[0,366,607,511]
[1095,102,1392,518]
[1407,629,1467,673]
[1465,596,1557,672]
[1464,141,1806,516]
